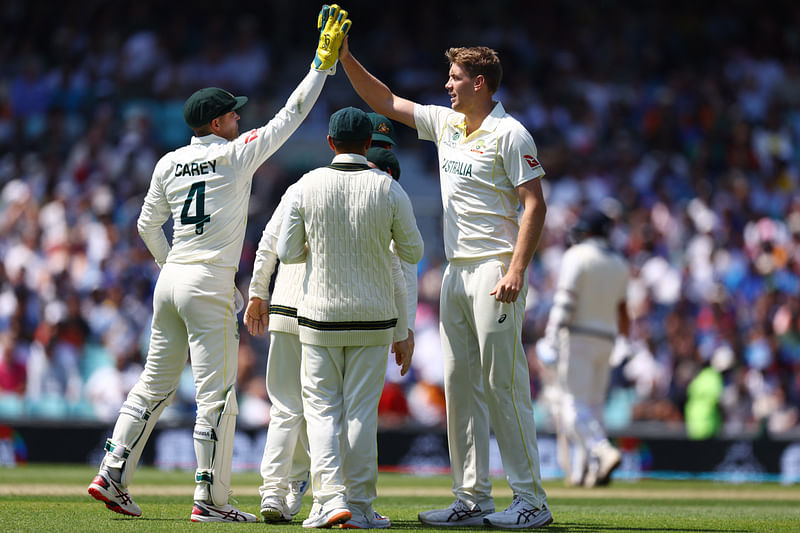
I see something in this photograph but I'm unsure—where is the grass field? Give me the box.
[1,464,800,532]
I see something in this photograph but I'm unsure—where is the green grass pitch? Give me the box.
[1,464,799,531]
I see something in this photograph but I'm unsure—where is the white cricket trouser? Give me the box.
[301,343,387,515]
[439,257,547,510]
[126,263,239,428]
[557,331,614,453]
[260,331,310,497]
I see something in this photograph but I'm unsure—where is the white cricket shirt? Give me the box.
[137,68,328,269]
[556,238,629,337]
[414,102,545,261]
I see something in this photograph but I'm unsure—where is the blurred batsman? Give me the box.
[87,4,351,523]
[537,208,631,487]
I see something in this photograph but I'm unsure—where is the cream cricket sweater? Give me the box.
[277,153,424,347]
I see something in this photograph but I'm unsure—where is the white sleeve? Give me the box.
[233,68,328,175]
[415,104,453,144]
[389,180,424,265]
[545,247,580,336]
[391,252,409,342]
[137,159,173,266]
[277,182,307,264]
[249,185,297,300]
[504,123,546,187]
[401,258,418,332]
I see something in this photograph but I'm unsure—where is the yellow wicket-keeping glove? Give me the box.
[312,4,351,71]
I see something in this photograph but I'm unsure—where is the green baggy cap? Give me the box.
[367,147,401,180]
[367,112,396,146]
[183,87,248,128]
[329,107,372,141]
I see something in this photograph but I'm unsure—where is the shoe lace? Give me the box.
[451,499,471,512]
[448,499,482,520]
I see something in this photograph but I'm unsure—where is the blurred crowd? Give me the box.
[1,0,799,439]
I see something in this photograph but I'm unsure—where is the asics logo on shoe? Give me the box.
[498,313,507,323]
[516,506,542,524]
[114,485,133,505]
[215,508,248,521]
[449,507,484,521]
[191,502,257,522]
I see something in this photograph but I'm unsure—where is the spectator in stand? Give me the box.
[0,0,799,443]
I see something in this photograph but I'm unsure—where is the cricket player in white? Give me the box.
[341,41,553,528]
[87,5,351,522]
[245,146,416,525]
[278,107,423,529]
[540,209,630,487]
[245,181,311,523]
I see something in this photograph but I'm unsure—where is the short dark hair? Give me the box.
[193,124,213,136]
[331,137,370,153]
[445,46,503,94]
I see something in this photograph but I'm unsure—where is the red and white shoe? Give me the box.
[87,471,142,517]
[191,501,258,522]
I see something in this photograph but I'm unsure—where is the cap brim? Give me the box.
[232,96,248,111]
[371,133,395,145]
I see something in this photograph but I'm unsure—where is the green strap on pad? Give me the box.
[104,439,130,459]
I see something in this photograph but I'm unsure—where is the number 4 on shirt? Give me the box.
[181,181,211,235]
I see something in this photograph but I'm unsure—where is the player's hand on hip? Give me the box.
[490,270,523,303]
[392,338,413,376]
[312,4,352,71]
[405,329,415,355]
[244,297,269,336]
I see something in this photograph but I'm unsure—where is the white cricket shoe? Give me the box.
[418,499,494,527]
[286,473,310,516]
[302,503,351,528]
[190,501,258,522]
[584,441,622,487]
[341,510,391,529]
[260,495,291,523]
[483,496,553,529]
[87,471,142,517]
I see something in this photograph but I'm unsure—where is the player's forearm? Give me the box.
[249,248,278,300]
[339,47,393,112]
[617,300,631,337]
[508,199,546,277]
[392,252,409,341]
[261,68,328,143]
[401,259,418,332]
[137,225,170,266]
[340,45,419,129]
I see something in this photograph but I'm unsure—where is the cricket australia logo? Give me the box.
[471,139,486,154]
[442,158,473,177]
[377,122,391,134]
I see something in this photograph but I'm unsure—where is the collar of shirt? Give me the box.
[190,133,228,145]
[452,101,506,136]
[331,153,369,165]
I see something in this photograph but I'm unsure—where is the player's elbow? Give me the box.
[136,218,155,240]
[398,241,424,265]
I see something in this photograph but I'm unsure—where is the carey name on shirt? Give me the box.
[175,160,217,177]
